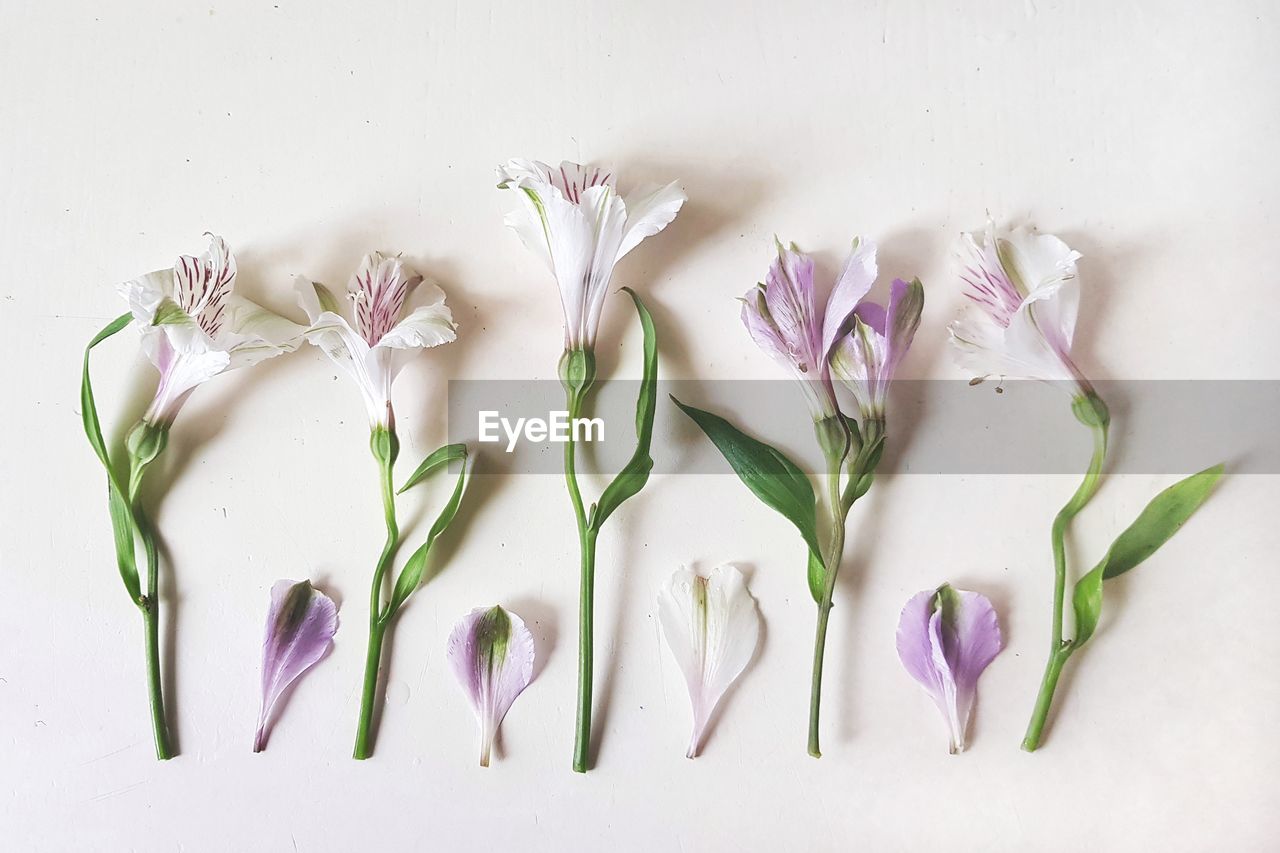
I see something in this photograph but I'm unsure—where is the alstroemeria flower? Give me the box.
[830,277,924,423]
[741,238,878,421]
[296,253,456,428]
[949,223,1089,394]
[657,565,761,758]
[447,605,536,767]
[896,584,1003,754]
[254,579,339,752]
[496,159,686,351]
[119,234,304,427]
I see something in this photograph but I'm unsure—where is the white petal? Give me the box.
[375,283,457,350]
[999,228,1082,350]
[303,309,389,427]
[118,268,173,324]
[577,184,629,348]
[140,328,231,425]
[657,565,761,758]
[616,180,686,260]
[221,295,306,370]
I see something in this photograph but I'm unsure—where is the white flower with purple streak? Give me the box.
[296,252,456,429]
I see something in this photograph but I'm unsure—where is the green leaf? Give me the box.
[388,447,473,612]
[589,288,658,531]
[671,395,825,589]
[398,442,467,494]
[81,313,142,603]
[1072,464,1224,647]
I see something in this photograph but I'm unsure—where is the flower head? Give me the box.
[657,564,761,758]
[830,277,924,423]
[740,238,878,421]
[118,234,304,427]
[446,605,536,767]
[497,159,685,351]
[949,223,1089,394]
[296,252,456,429]
[896,583,1003,754]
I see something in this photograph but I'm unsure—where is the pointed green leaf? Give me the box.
[81,314,143,603]
[672,395,825,592]
[590,288,658,531]
[399,442,467,494]
[388,448,473,612]
[1072,464,1224,647]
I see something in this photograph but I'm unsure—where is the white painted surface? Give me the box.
[2,1,1277,850]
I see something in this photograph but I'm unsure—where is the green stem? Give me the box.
[808,421,852,759]
[128,442,173,761]
[563,385,596,773]
[354,427,400,760]
[1022,415,1108,752]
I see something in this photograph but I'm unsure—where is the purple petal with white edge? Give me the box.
[658,565,761,758]
[880,278,925,386]
[820,236,878,365]
[447,606,536,767]
[896,584,1002,754]
[254,580,339,752]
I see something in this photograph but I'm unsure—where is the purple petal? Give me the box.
[762,242,823,374]
[820,237,878,365]
[880,277,925,385]
[740,284,792,367]
[853,301,886,336]
[896,584,1002,753]
[447,606,536,766]
[254,579,339,752]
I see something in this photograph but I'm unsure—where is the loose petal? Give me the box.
[896,584,1002,753]
[658,565,761,757]
[447,605,536,767]
[254,580,339,752]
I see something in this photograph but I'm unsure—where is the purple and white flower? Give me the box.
[497,159,686,351]
[896,584,1003,754]
[118,234,304,427]
[296,252,456,429]
[830,277,924,423]
[740,238,879,421]
[657,565,761,758]
[254,579,339,752]
[949,223,1090,394]
[446,605,536,767]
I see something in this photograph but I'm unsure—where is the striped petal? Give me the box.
[446,605,536,767]
[896,584,1002,754]
[254,580,339,752]
[657,565,761,758]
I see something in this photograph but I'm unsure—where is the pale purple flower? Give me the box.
[740,238,878,420]
[118,234,305,427]
[447,605,536,767]
[949,223,1090,394]
[657,565,761,758]
[497,159,686,351]
[830,277,924,422]
[254,579,339,752]
[896,584,1003,754]
[296,252,456,428]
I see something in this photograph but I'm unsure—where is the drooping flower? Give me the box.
[254,579,339,752]
[949,223,1090,394]
[446,605,536,767]
[296,253,456,428]
[896,583,1003,754]
[657,565,761,758]
[740,238,878,421]
[118,234,305,427]
[830,277,925,423]
[496,159,686,351]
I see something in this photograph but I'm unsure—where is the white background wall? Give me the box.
[2,1,1277,850]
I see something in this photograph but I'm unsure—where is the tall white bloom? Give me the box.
[948,223,1090,395]
[118,234,304,427]
[497,159,686,351]
[296,252,456,428]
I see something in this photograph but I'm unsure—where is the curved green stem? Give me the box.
[808,458,846,758]
[128,444,173,761]
[1022,416,1108,752]
[354,428,401,760]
